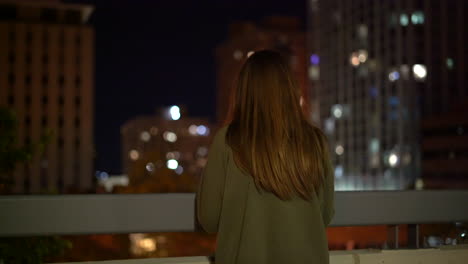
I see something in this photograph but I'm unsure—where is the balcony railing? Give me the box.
[1,190,468,263]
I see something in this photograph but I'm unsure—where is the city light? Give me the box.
[308,66,320,80]
[413,64,427,80]
[163,131,177,142]
[145,162,155,172]
[166,151,180,160]
[247,51,255,58]
[335,144,344,156]
[140,131,151,142]
[358,49,368,63]
[138,238,156,252]
[349,52,360,67]
[175,166,184,175]
[310,54,320,65]
[167,159,178,170]
[388,153,399,167]
[331,104,344,119]
[233,50,243,60]
[129,149,140,161]
[197,146,208,157]
[411,11,424,25]
[188,125,198,135]
[196,125,209,136]
[400,14,409,26]
[447,58,454,69]
[169,105,181,120]
[334,165,344,178]
[388,71,400,82]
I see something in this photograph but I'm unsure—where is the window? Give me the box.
[0,4,17,20]
[64,10,81,24]
[41,8,58,23]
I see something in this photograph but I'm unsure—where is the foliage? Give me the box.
[0,107,71,263]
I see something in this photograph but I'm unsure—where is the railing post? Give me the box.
[407,224,420,248]
[387,225,399,249]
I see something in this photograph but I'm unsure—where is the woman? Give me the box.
[197,50,334,264]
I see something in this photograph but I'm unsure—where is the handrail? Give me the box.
[1,191,468,236]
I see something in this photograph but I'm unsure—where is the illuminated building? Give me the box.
[0,0,94,193]
[308,0,467,190]
[120,106,215,186]
[216,16,308,124]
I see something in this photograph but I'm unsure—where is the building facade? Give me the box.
[120,107,215,188]
[308,0,467,190]
[0,0,94,193]
[216,16,308,124]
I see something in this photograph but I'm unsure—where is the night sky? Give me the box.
[67,0,306,174]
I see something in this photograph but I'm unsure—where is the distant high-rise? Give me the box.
[216,16,308,124]
[120,107,215,187]
[0,0,94,193]
[308,0,467,190]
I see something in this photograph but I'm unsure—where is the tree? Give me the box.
[0,107,71,264]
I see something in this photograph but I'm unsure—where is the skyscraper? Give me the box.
[308,0,467,190]
[216,16,308,124]
[0,0,94,193]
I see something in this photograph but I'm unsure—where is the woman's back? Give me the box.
[197,126,334,264]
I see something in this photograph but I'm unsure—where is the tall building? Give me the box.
[216,16,308,124]
[308,0,467,190]
[120,106,215,189]
[0,0,94,193]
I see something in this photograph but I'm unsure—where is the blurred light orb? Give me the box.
[446,58,454,69]
[197,125,209,136]
[413,64,427,80]
[233,50,243,60]
[310,54,320,65]
[188,125,198,135]
[140,131,151,142]
[197,146,208,157]
[129,150,140,161]
[247,51,255,58]
[169,105,181,120]
[163,131,177,142]
[335,145,344,156]
[334,165,344,178]
[138,238,156,252]
[388,71,400,82]
[358,49,368,63]
[400,14,409,26]
[388,153,399,167]
[146,162,155,172]
[331,104,344,119]
[167,159,178,170]
[350,52,360,67]
[175,166,184,175]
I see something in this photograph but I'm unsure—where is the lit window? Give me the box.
[166,159,178,170]
[308,66,320,80]
[331,104,343,119]
[310,54,320,65]
[412,64,427,80]
[169,105,181,120]
[446,58,454,70]
[146,162,155,172]
[129,150,140,161]
[188,125,198,135]
[163,131,177,142]
[411,11,424,25]
[334,165,344,178]
[233,50,243,60]
[335,145,344,156]
[388,70,400,82]
[400,14,409,26]
[140,131,151,142]
[358,49,368,63]
[349,52,360,67]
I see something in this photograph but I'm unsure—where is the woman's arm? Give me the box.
[196,128,227,233]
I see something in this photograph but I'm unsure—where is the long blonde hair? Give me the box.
[225,50,332,200]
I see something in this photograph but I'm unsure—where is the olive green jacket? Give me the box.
[197,126,335,264]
